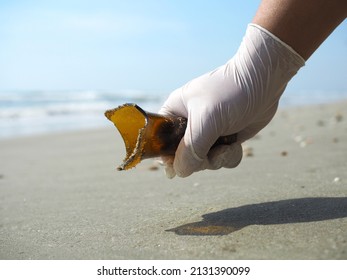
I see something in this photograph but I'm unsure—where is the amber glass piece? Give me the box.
[105,103,237,171]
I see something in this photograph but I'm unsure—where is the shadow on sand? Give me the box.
[167,197,347,236]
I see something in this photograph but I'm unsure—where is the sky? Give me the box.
[0,0,346,94]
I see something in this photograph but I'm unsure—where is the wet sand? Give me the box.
[0,101,347,259]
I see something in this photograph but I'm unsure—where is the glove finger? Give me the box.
[203,143,243,170]
[158,156,176,179]
[173,104,224,177]
[173,137,204,178]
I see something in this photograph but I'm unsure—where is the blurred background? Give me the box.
[1,0,346,138]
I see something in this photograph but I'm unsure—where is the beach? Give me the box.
[0,100,346,260]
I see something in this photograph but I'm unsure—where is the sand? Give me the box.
[0,101,347,260]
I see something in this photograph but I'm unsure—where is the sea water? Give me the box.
[0,89,346,139]
[0,90,164,139]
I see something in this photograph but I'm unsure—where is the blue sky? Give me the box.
[0,0,346,94]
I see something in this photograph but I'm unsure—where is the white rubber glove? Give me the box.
[159,24,305,178]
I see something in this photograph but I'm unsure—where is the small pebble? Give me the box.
[294,135,304,143]
[243,146,254,157]
[193,182,200,187]
[281,151,288,157]
[333,177,341,183]
[333,137,339,143]
[300,141,307,148]
[317,120,325,127]
[148,163,159,171]
[299,137,313,148]
[335,112,343,122]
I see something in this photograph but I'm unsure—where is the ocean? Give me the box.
[0,90,164,139]
[0,89,346,139]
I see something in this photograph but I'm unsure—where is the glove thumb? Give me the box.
[172,101,219,177]
[173,136,204,177]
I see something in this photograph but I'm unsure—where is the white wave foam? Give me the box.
[0,90,165,138]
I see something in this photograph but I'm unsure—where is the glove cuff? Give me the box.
[248,23,306,66]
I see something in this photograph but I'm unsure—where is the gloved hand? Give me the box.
[159,24,305,178]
